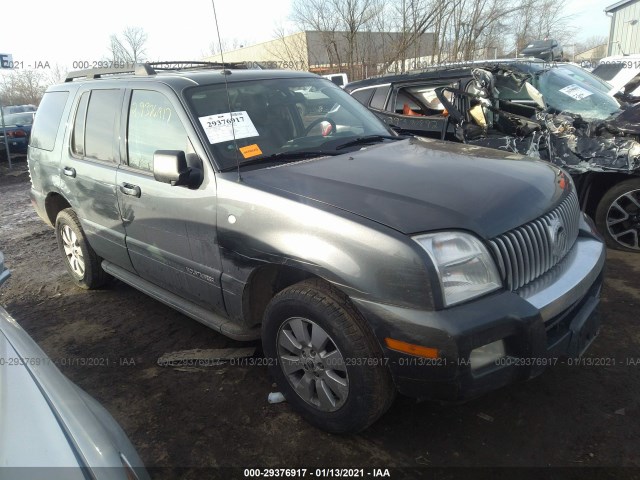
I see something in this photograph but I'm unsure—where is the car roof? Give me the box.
[55,62,320,92]
[345,58,546,91]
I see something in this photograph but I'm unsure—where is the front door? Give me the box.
[116,88,225,313]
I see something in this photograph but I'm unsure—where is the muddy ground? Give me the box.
[1,160,639,479]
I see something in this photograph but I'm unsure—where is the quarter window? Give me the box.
[127,90,189,172]
[351,88,374,106]
[370,86,390,110]
[29,91,69,151]
[71,92,89,156]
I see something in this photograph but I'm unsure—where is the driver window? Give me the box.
[127,90,190,172]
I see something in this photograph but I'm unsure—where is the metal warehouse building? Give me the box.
[606,0,640,55]
[204,31,434,80]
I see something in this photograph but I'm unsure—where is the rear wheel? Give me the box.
[55,208,109,288]
[262,279,395,433]
[595,178,640,252]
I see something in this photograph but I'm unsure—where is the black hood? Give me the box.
[607,102,640,135]
[242,138,569,239]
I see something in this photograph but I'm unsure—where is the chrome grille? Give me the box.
[489,191,580,291]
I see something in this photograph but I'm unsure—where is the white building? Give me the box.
[606,0,640,55]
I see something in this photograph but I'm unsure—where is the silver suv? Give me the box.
[29,62,605,433]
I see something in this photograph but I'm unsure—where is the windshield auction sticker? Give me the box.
[198,111,259,144]
[239,144,263,159]
[558,84,593,100]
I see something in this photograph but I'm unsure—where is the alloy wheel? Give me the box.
[61,225,85,276]
[276,317,349,412]
[606,189,640,250]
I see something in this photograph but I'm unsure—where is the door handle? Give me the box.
[63,167,76,178]
[119,183,141,198]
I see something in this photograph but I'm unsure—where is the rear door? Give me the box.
[60,88,134,272]
[115,86,225,313]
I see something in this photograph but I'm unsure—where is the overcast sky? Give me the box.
[0,0,615,74]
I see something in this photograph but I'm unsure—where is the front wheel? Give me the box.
[595,178,640,252]
[262,279,395,433]
[55,208,109,288]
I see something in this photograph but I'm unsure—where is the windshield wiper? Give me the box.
[263,150,339,160]
[334,135,407,150]
[225,150,339,171]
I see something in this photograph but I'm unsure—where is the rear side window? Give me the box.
[30,91,69,151]
[84,90,121,162]
[370,86,390,110]
[351,88,374,106]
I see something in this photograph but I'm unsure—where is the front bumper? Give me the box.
[352,232,605,402]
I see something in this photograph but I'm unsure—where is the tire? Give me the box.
[262,279,395,434]
[55,208,109,289]
[595,178,640,252]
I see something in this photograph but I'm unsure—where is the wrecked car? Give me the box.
[346,60,640,252]
[591,54,640,103]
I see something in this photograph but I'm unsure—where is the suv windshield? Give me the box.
[185,77,391,170]
[533,66,621,119]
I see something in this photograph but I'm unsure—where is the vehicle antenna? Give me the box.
[210,0,242,182]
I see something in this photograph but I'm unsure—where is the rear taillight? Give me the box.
[7,130,27,138]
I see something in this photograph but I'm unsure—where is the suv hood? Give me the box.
[241,138,567,239]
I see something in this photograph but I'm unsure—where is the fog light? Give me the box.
[469,340,505,371]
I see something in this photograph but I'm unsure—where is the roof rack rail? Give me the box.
[64,61,249,82]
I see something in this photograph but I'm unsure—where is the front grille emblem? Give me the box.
[548,218,568,259]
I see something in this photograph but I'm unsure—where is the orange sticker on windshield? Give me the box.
[240,144,263,159]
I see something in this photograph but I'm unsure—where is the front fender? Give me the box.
[215,175,435,316]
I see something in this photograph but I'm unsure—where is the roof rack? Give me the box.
[64,61,249,82]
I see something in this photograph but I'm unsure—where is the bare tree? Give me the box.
[575,35,608,54]
[206,37,247,56]
[285,0,574,80]
[291,0,343,71]
[109,26,148,64]
[510,0,575,55]
[265,25,310,69]
[46,64,68,85]
[0,70,48,106]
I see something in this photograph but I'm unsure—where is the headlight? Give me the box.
[414,232,502,307]
[540,50,549,54]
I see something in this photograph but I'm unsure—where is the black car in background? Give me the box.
[0,111,36,158]
[519,40,563,61]
[346,60,640,252]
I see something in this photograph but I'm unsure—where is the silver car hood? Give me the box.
[0,328,82,470]
[0,308,149,479]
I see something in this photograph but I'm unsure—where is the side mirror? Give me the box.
[153,150,201,187]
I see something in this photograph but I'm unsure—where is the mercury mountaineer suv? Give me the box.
[28,62,605,433]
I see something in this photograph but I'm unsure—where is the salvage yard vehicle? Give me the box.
[591,54,640,102]
[518,40,563,61]
[0,111,36,158]
[346,59,640,252]
[0,251,149,479]
[29,61,604,433]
